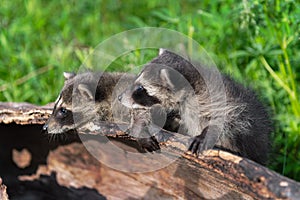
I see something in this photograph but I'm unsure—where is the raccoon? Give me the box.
[119,49,272,165]
[43,70,180,151]
[43,71,134,134]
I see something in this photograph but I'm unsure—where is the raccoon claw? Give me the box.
[188,134,206,155]
[138,136,160,152]
[188,126,218,156]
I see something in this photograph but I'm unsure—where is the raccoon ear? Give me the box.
[158,48,167,55]
[63,72,76,80]
[160,68,187,91]
[160,69,175,90]
[77,84,94,101]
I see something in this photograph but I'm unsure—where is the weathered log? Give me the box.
[0,102,53,125]
[0,102,300,200]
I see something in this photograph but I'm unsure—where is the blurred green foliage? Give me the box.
[0,0,299,181]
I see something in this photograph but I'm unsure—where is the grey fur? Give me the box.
[119,50,272,165]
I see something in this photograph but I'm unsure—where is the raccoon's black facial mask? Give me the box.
[132,85,161,107]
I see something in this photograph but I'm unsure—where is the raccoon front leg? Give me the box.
[131,120,160,152]
[129,109,160,152]
[188,125,220,155]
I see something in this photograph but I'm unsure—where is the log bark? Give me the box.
[0,102,300,200]
[0,102,53,125]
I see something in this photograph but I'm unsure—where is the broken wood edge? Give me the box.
[0,102,53,125]
[1,102,300,199]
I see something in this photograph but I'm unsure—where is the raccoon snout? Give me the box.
[42,124,48,131]
[118,91,136,108]
[118,94,122,102]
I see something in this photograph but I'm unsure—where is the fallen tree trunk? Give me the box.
[0,102,299,200]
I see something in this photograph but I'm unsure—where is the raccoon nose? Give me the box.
[42,124,48,131]
[118,94,122,101]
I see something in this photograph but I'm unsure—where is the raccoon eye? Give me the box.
[59,107,68,116]
[136,85,145,93]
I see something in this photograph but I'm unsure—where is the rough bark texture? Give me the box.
[0,102,53,125]
[0,102,300,200]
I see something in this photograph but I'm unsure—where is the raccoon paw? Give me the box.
[137,136,160,152]
[188,126,219,155]
[188,134,207,155]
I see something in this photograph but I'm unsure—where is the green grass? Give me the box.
[0,0,299,181]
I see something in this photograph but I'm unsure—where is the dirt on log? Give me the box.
[0,102,299,200]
